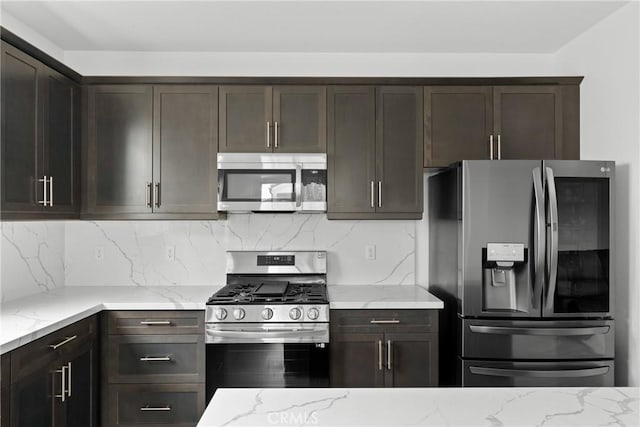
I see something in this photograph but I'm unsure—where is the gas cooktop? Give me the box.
[206,281,328,305]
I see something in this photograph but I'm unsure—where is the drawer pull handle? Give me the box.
[140,320,172,326]
[370,319,400,324]
[139,356,172,362]
[50,335,77,350]
[140,405,172,412]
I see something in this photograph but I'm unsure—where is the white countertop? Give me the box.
[0,286,216,354]
[328,285,443,309]
[198,387,639,427]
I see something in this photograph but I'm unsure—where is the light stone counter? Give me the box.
[198,387,639,427]
[0,286,217,354]
[328,285,443,309]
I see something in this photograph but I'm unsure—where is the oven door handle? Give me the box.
[206,326,329,343]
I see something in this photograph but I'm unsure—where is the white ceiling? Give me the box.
[0,1,629,54]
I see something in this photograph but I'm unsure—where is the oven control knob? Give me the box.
[307,307,320,320]
[233,308,246,320]
[261,308,274,320]
[215,308,228,321]
[289,307,302,321]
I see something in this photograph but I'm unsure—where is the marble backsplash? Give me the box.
[64,214,418,287]
[1,222,66,302]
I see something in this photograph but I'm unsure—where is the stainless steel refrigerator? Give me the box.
[429,160,614,387]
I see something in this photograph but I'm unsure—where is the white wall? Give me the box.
[555,1,640,386]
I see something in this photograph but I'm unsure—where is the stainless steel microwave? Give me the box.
[217,153,327,212]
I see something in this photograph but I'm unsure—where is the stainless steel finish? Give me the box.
[469,365,609,378]
[275,121,279,149]
[154,182,160,208]
[139,356,172,362]
[38,176,48,206]
[49,176,54,206]
[66,362,71,397]
[378,340,383,371]
[295,164,302,207]
[50,335,77,350]
[489,135,494,160]
[370,181,375,208]
[289,307,302,321]
[215,308,228,321]
[262,308,274,320]
[140,320,172,326]
[266,121,271,148]
[386,339,392,371]
[469,325,611,336]
[545,166,559,312]
[532,167,545,309]
[206,304,329,323]
[226,250,326,275]
[140,406,171,412]
[55,365,66,402]
[233,308,246,320]
[307,308,319,320]
[497,134,502,160]
[378,181,382,208]
[205,322,329,344]
[370,319,400,324]
[146,182,152,207]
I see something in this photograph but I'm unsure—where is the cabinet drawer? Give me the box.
[106,335,204,383]
[11,315,96,383]
[107,311,204,335]
[331,309,437,333]
[106,383,204,427]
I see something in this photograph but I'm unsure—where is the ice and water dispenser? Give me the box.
[482,243,528,312]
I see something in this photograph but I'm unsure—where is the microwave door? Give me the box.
[542,160,614,319]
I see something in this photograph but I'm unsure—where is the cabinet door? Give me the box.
[86,85,153,214]
[376,86,423,214]
[384,333,438,387]
[61,340,98,427]
[330,332,384,387]
[273,86,326,152]
[219,86,272,152]
[153,86,218,213]
[1,42,42,213]
[42,69,79,215]
[494,86,562,160]
[9,364,55,427]
[424,86,493,167]
[327,86,376,215]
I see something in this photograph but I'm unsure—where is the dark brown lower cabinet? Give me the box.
[330,310,438,387]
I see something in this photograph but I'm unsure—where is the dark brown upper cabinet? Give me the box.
[219,85,326,153]
[1,41,79,219]
[424,85,580,167]
[84,85,218,219]
[328,86,423,219]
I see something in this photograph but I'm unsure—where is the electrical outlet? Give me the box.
[95,246,104,262]
[166,245,176,262]
[365,245,376,260]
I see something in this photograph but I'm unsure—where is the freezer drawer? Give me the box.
[461,319,614,359]
[462,359,614,387]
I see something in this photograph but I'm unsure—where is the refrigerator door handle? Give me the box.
[469,366,609,378]
[469,325,610,336]
[532,167,545,309]
[545,167,559,312]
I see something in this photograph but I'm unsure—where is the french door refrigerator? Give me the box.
[429,160,614,387]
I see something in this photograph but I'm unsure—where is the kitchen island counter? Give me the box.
[328,285,443,309]
[198,387,639,426]
[0,285,217,354]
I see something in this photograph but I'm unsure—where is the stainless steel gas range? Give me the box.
[205,251,330,401]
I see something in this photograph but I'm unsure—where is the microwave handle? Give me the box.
[295,164,302,207]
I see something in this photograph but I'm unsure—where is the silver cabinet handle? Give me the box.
[154,182,160,208]
[469,325,611,336]
[139,356,172,362]
[49,176,54,206]
[67,362,72,397]
[377,340,383,371]
[387,340,392,371]
[146,182,152,207]
[38,176,48,206]
[140,320,172,326]
[497,134,502,160]
[140,406,172,412]
[274,121,279,149]
[489,135,494,160]
[370,319,400,324]
[50,335,77,350]
[55,365,67,402]
[469,366,609,378]
[378,181,382,208]
[266,121,271,149]
[370,181,375,208]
